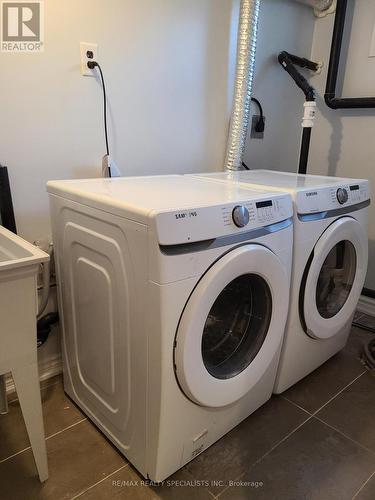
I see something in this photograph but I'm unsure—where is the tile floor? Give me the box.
[0,316,374,500]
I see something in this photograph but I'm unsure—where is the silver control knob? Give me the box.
[336,188,348,205]
[232,205,250,228]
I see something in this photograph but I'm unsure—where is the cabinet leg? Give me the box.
[12,363,48,482]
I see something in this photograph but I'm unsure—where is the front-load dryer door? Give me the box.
[174,244,289,408]
[302,217,368,340]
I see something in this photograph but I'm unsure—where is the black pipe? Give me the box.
[278,51,318,174]
[0,166,17,233]
[278,51,316,102]
[325,0,375,109]
[298,128,312,175]
[286,53,320,73]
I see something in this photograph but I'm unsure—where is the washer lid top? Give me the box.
[47,175,293,245]
[189,170,370,216]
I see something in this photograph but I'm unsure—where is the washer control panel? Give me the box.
[255,199,275,223]
[220,196,289,229]
[232,205,250,227]
[336,187,349,205]
[155,193,293,245]
[296,179,370,215]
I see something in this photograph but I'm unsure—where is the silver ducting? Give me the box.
[224,0,261,171]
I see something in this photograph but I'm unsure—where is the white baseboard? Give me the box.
[5,354,62,395]
[357,294,375,317]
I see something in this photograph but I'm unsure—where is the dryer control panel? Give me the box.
[296,180,370,215]
[155,194,293,246]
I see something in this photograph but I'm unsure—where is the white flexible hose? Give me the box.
[37,246,52,319]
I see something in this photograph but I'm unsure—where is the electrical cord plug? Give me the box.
[251,97,265,134]
[254,115,265,133]
[87,60,98,70]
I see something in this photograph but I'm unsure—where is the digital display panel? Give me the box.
[256,200,273,209]
[350,185,359,191]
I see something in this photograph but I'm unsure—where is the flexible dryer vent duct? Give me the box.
[224,0,261,171]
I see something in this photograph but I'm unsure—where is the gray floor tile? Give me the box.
[78,465,213,500]
[6,373,63,403]
[355,472,375,500]
[220,418,375,500]
[0,419,126,500]
[0,398,30,462]
[40,374,63,390]
[344,326,373,359]
[283,350,364,414]
[41,380,85,434]
[1,321,373,500]
[317,372,375,453]
[354,314,375,330]
[0,379,84,461]
[353,311,365,323]
[184,396,308,496]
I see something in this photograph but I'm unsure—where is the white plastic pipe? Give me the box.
[37,245,52,319]
[37,260,50,319]
[293,0,335,17]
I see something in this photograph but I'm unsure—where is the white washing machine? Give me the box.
[47,175,293,480]
[190,170,370,393]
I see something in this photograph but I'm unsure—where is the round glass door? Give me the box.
[316,240,356,319]
[202,274,272,379]
[174,244,290,408]
[302,217,368,340]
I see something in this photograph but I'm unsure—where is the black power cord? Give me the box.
[241,97,265,171]
[251,97,265,133]
[87,59,111,176]
[37,312,59,348]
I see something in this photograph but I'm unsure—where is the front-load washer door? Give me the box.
[302,217,368,340]
[174,244,289,408]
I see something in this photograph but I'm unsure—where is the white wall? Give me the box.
[243,0,316,172]
[1,0,235,244]
[1,0,235,372]
[309,0,375,289]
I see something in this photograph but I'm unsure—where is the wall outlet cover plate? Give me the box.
[80,42,98,76]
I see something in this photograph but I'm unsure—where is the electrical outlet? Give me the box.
[250,115,265,139]
[80,42,98,76]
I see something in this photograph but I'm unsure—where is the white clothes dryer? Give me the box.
[190,170,370,393]
[47,175,293,480]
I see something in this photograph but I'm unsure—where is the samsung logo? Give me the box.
[174,211,198,220]
[306,191,318,197]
